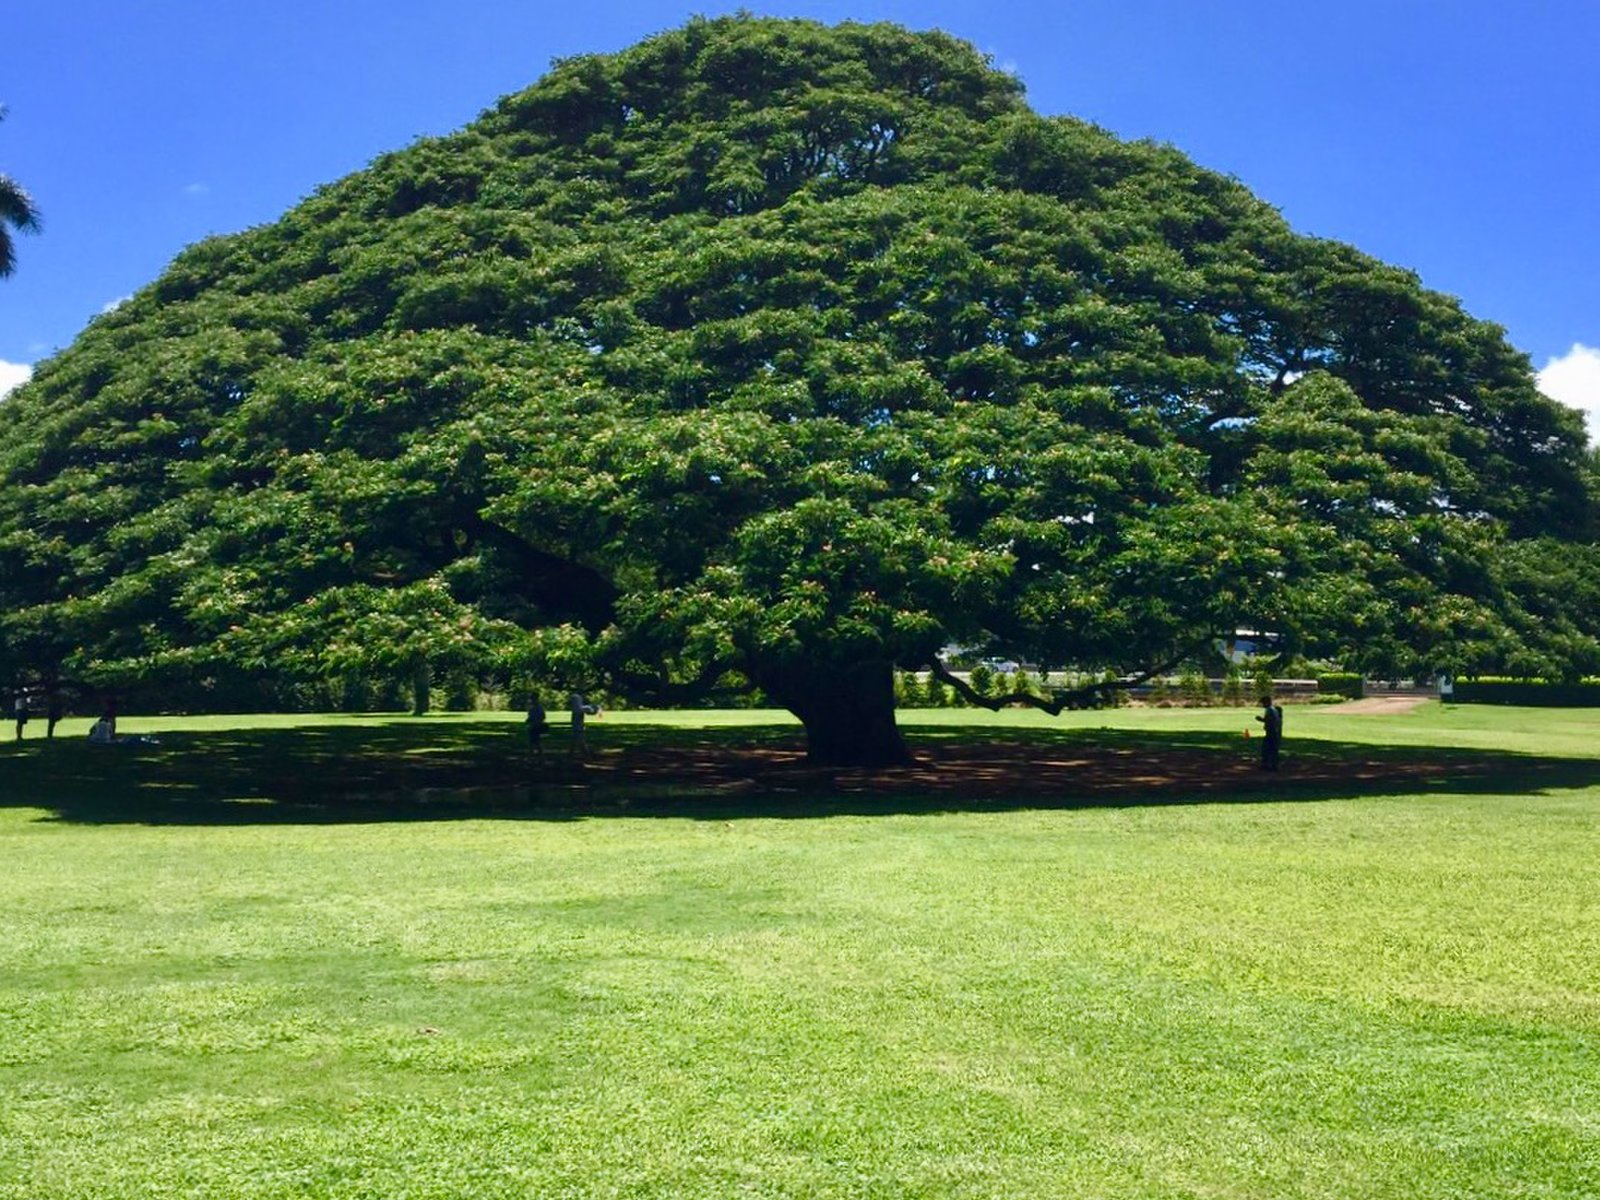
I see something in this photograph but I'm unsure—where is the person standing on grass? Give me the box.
[525,691,548,763]
[1255,694,1283,771]
[12,692,28,740]
[46,690,63,739]
[569,690,599,759]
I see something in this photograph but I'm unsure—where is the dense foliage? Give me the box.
[1,16,1594,761]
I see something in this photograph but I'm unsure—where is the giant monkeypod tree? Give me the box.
[0,16,1593,763]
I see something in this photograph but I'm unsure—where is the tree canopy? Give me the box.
[1,15,1594,762]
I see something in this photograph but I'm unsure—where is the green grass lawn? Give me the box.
[1,705,1597,1198]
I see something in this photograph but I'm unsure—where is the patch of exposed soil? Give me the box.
[1323,696,1436,715]
[571,738,1481,803]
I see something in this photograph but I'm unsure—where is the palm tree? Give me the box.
[0,106,41,278]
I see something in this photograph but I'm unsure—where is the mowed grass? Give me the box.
[1,705,1598,1198]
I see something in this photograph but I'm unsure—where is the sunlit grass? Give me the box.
[1,705,1597,1197]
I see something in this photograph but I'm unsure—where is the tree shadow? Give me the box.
[1,718,1595,826]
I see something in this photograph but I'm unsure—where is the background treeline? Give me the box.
[894,664,1330,709]
[46,666,1600,714]
[1445,678,1600,706]
[87,662,1316,715]
[62,661,777,717]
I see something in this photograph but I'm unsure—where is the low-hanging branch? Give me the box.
[609,657,752,705]
[925,640,1215,714]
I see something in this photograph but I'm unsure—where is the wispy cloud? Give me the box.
[0,359,32,399]
[101,295,131,314]
[1537,343,1600,442]
[183,181,211,197]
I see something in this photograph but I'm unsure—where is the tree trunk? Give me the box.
[756,658,910,768]
[411,658,431,716]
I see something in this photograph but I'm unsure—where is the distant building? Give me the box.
[1219,630,1281,665]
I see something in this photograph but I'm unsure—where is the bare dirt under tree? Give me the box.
[579,736,1492,806]
[1321,696,1437,715]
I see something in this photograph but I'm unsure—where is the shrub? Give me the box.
[1222,667,1245,706]
[968,663,993,699]
[1103,669,1129,707]
[1316,672,1364,700]
[443,672,478,712]
[1447,678,1600,706]
[338,672,373,713]
[894,670,916,707]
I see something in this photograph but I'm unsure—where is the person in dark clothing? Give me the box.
[1255,695,1283,770]
[525,692,548,763]
[46,691,64,739]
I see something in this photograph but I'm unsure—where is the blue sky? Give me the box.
[3,1,1597,422]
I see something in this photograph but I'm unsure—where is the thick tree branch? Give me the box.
[610,657,751,705]
[1268,348,1308,396]
[462,514,619,633]
[926,639,1216,714]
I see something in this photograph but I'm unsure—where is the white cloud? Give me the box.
[1538,343,1600,442]
[100,295,131,314]
[183,182,210,197]
[0,359,32,398]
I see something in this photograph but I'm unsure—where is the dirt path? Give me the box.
[1323,696,1436,715]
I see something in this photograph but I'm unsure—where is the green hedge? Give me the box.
[1316,673,1364,700]
[1446,678,1600,706]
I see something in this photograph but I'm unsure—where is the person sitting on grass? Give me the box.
[87,717,157,746]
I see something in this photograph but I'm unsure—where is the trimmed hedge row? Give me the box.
[1315,673,1364,700]
[1446,678,1600,706]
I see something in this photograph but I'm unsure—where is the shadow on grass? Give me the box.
[1,717,1595,825]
